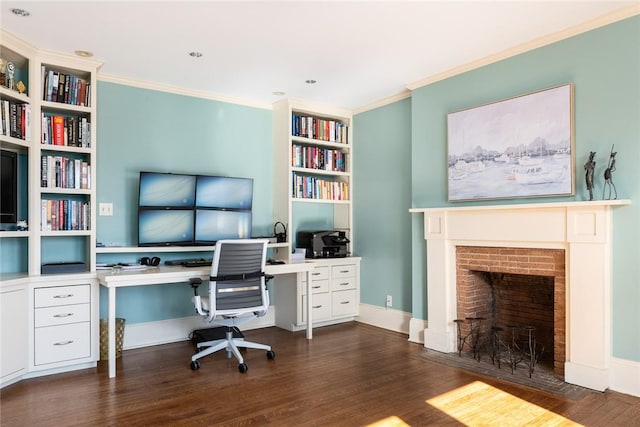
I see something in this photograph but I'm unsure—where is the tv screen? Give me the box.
[138,172,196,207]
[195,209,252,244]
[137,171,253,246]
[1,150,18,224]
[138,209,195,246]
[196,175,253,210]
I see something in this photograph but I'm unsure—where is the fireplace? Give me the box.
[410,200,629,391]
[455,246,564,379]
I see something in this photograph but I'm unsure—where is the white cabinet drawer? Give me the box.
[34,322,91,365]
[300,279,329,296]
[331,264,356,279]
[304,266,329,282]
[34,303,90,327]
[331,276,356,291]
[332,289,358,317]
[302,292,331,322]
[34,284,90,308]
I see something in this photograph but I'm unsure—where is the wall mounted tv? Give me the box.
[137,171,253,246]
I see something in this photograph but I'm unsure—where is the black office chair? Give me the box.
[189,239,275,372]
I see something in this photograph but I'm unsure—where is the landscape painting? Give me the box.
[447,83,574,201]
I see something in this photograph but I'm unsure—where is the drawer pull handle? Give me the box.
[53,340,74,346]
[53,313,74,318]
[312,305,323,309]
[53,294,74,299]
[340,270,350,273]
[340,301,350,305]
[312,273,321,276]
[339,282,349,286]
[312,285,321,289]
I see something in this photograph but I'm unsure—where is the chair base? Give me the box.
[191,330,274,372]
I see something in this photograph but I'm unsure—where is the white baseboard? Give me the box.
[356,303,411,335]
[122,308,276,350]
[409,318,428,344]
[610,357,640,397]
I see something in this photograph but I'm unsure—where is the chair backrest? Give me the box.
[208,239,269,320]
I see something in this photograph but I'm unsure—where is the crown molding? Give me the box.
[97,73,273,110]
[353,90,412,115]
[406,4,640,91]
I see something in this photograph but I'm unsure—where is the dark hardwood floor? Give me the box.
[1,322,639,426]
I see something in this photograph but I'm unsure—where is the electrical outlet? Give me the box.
[386,294,392,308]
[99,203,113,216]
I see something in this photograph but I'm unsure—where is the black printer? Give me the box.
[297,230,350,258]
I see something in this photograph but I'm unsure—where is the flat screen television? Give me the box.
[1,150,18,225]
[137,171,253,246]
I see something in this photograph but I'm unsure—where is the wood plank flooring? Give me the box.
[1,322,639,426]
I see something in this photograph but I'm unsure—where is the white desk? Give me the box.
[97,262,315,378]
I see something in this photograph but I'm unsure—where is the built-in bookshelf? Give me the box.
[272,99,354,260]
[36,55,98,274]
[0,30,101,277]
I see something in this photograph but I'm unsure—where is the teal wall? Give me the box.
[394,16,638,361]
[96,83,272,323]
[352,99,413,311]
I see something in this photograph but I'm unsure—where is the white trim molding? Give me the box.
[610,357,640,398]
[357,303,411,336]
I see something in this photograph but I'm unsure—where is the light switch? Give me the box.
[99,203,113,216]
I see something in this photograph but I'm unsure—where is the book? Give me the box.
[52,115,64,145]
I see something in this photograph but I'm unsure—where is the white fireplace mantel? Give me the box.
[410,199,630,391]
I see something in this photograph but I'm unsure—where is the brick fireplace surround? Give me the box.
[455,246,565,378]
[410,200,629,392]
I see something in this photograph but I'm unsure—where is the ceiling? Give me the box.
[1,1,637,111]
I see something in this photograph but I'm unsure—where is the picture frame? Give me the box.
[447,83,574,201]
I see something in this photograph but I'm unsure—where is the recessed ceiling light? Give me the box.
[74,50,93,58]
[189,51,203,58]
[305,79,317,84]
[273,91,286,96]
[11,8,30,17]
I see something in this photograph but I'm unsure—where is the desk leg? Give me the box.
[306,269,312,339]
[108,287,116,378]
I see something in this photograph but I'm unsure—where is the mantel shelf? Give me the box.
[410,199,631,214]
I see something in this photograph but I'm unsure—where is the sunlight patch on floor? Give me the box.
[426,381,583,426]
[366,416,411,427]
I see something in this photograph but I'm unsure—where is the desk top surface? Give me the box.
[97,262,315,287]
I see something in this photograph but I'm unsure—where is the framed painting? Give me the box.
[447,83,574,201]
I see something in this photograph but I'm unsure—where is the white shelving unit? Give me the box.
[1,30,101,388]
[271,99,354,260]
[271,99,360,328]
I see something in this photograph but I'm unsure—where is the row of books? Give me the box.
[42,67,91,107]
[41,155,91,189]
[41,199,91,231]
[291,114,348,144]
[42,114,91,148]
[291,144,347,172]
[1,99,31,141]
[292,173,349,201]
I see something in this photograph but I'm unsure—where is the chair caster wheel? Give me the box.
[266,350,275,360]
[238,363,248,373]
[190,360,200,370]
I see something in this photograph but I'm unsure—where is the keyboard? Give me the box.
[182,259,212,267]
[165,258,212,267]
